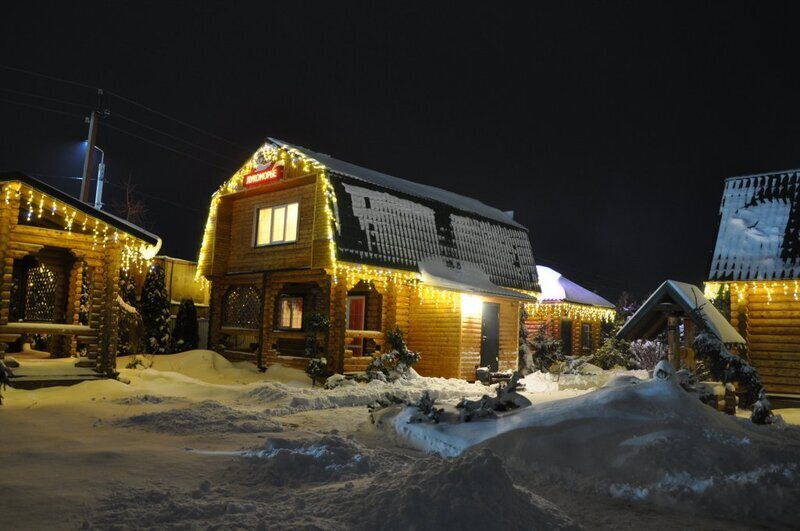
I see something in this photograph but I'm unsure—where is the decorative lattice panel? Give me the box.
[25,264,57,322]
[222,285,261,329]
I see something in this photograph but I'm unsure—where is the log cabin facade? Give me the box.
[523,265,615,356]
[198,139,539,379]
[0,172,161,377]
[706,169,800,396]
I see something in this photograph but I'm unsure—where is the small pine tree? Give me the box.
[172,298,199,352]
[119,271,138,307]
[79,263,91,326]
[117,271,142,357]
[140,264,171,354]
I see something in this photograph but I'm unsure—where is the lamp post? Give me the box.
[93,145,105,210]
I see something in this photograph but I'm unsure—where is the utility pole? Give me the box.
[94,146,105,209]
[80,88,108,204]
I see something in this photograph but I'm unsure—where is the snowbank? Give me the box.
[122,400,284,435]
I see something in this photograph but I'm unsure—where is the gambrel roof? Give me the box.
[269,139,539,292]
[709,170,800,281]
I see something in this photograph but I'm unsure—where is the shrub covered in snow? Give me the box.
[628,339,668,371]
[365,327,420,382]
[523,323,564,372]
[172,298,199,352]
[692,331,769,420]
[592,332,632,370]
[140,264,172,354]
[305,356,329,386]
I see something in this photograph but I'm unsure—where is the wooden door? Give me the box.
[480,302,500,371]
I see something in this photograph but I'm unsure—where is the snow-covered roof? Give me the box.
[269,138,523,229]
[535,265,614,308]
[617,280,746,346]
[419,259,536,301]
[267,139,538,291]
[709,170,800,281]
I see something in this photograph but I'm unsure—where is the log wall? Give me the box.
[459,297,520,380]
[406,291,462,379]
[730,284,800,395]
[209,171,333,279]
[523,313,604,357]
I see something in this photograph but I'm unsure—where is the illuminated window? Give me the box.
[278,296,303,330]
[256,202,299,246]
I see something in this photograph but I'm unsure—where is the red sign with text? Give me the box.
[243,161,285,188]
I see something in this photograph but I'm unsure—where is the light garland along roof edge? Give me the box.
[198,138,539,293]
[0,171,162,263]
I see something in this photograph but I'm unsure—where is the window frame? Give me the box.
[277,294,304,331]
[581,322,593,352]
[254,201,300,248]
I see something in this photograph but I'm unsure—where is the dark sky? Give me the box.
[2,2,799,302]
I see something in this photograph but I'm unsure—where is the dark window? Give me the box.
[221,285,261,329]
[581,323,592,352]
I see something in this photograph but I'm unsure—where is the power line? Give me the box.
[0,63,98,91]
[0,63,250,154]
[0,87,91,110]
[0,96,84,119]
[30,172,203,213]
[103,122,235,172]
[113,112,243,163]
[106,90,250,152]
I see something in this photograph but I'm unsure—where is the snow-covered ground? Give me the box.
[1,350,798,530]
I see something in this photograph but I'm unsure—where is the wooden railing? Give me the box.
[343,329,384,373]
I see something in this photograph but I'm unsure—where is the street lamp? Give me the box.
[93,145,105,210]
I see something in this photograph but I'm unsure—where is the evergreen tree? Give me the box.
[172,298,199,352]
[117,271,142,357]
[119,271,138,307]
[140,264,171,354]
[79,263,91,326]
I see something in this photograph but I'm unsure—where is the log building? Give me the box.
[706,170,800,395]
[0,172,161,380]
[197,139,539,379]
[523,265,614,356]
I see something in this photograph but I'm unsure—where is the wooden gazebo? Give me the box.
[0,172,161,380]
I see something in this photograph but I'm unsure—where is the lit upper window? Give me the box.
[256,202,299,246]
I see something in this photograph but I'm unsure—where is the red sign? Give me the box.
[243,161,284,188]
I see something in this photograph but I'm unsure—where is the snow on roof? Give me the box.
[269,138,524,229]
[535,266,614,307]
[709,170,800,281]
[419,259,536,301]
[264,139,538,291]
[617,280,746,346]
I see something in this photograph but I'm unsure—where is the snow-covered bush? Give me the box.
[628,339,667,371]
[172,298,199,352]
[79,262,91,326]
[118,272,143,357]
[306,356,329,387]
[524,324,563,372]
[140,264,172,354]
[591,333,631,370]
[692,330,770,422]
[365,327,420,382]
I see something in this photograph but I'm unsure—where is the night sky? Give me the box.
[2,2,799,301]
